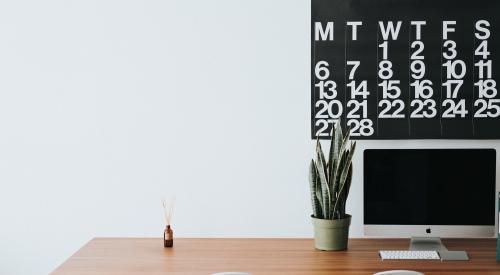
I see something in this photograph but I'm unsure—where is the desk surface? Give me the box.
[52,238,500,274]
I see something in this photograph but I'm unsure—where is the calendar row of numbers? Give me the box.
[313,20,497,137]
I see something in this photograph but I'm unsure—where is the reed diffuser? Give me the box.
[162,197,175,247]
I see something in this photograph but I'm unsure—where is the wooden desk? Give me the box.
[52,238,500,274]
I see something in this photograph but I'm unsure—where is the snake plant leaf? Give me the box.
[330,121,343,191]
[315,139,331,218]
[339,143,356,191]
[328,122,336,181]
[309,160,322,218]
[332,142,356,217]
[327,123,337,212]
[315,177,324,218]
[329,122,344,198]
[313,161,324,218]
[331,135,350,202]
[332,131,350,189]
[308,160,316,217]
[338,130,350,164]
[343,124,351,143]
[331,150,344,199]
[315,138,329,186]
[328,166,337,214]
[335,164,352,219]
[316,138,328,182]
[316,153,330,218]
[334,120,343,159]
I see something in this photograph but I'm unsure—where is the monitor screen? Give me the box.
[364,149,496,226]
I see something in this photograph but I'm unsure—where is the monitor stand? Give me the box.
[409,237,447,251]
[409,237,469,260]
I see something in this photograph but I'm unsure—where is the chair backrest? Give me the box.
[374,270,424,275]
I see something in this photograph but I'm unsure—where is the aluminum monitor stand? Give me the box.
[409,237,469,260]
[410,237,447,251]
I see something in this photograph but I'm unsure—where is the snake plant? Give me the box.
[309,121,356,220]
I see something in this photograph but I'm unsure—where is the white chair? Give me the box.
[374,270,424,275]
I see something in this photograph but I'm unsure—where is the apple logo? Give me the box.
[426,228,431,234]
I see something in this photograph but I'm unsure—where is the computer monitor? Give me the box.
[364,149,496,249]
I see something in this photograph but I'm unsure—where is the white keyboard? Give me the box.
[379,250,440,260]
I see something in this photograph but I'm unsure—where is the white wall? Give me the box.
[0,1,498,274]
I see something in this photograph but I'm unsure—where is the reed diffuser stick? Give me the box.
[162,197,175,225]
[162,196,175,247]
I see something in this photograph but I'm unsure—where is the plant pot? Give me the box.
[311,214,351,251]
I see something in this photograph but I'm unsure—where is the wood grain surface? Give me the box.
[52,238,500,274]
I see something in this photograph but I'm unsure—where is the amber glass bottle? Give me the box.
[164,225,173,247]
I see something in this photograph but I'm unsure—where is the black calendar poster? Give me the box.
[311,0,500,139]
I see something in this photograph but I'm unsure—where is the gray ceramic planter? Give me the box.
[311,214,351,251]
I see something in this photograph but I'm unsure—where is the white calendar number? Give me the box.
[411,80,433,99]
[347,100,367,118]
[442,99,468,118]
[442,80,463,99]
[410,41,425,60]
[475,60,492,79]
[379,41,389,60]
[443,40,457,59]
[315,119,334,137]
[475,80,497,99]
[315,80,338,99]
[443,60,467,79]
[475,40,490,59]
[347,80,369,99]
[411,99,437,118]
[348,119,374,137]
[315,61,330,80]
[378,61,394,79]
[379,80,401,99]
[315,100,343,119]
[410,60,426,79]
[474,99,500,118]
[378,99,405,118]
[346,61,360,80]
